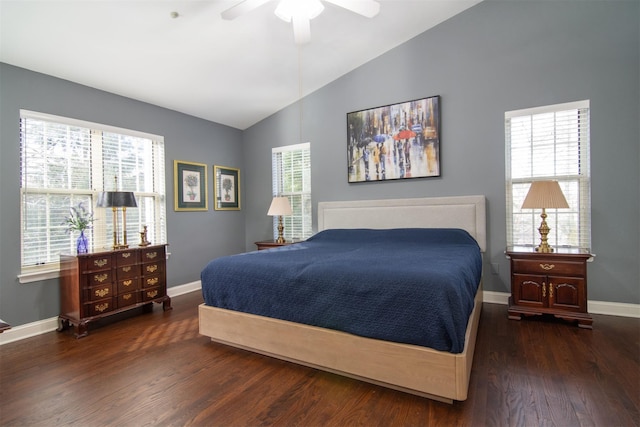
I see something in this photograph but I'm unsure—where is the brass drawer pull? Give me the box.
[147,290,159,299]
[95,303,109,313]
[122,252,131,258]
[94,273,108,283]
[94,259,108,268]
[549,283,554,298]
[540,264,555,270]
[146,277,159,286]
[123,280,132,286]
[95,288,109,298]
[146,264,158,273]
[122,266,132,272]
[542,282,546,298]
[146,252,157,260]
[123,293,132,300]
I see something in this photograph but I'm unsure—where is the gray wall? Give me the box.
[243,1,639,304]
[1,0,638,327]
[0,63,245,326]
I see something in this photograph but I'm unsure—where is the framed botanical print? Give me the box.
[214,165,240,210]
[174,160,208,211]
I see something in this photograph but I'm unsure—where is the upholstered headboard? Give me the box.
[317,195,486,252]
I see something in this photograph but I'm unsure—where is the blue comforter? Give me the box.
[201,228,482,353]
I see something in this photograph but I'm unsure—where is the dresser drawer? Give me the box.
[142,261,165,276]
[511,259,585,276]
[141,246,165,263]
[117,277,140,294]
[115,250,139,266]
[115,264,139,280]
[83,270,114,287]
[86,284,114,301]
[141,286,164,302]
[80,255,113,272]
[141,275,164,289]
[84,298,113,317]
[116,291,140,308]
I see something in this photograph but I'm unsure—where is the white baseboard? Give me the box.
[482,290,510,305]
[167,280,202,298]
[2,284,637,345]
[0,317,59,345]
[0,281,203,346]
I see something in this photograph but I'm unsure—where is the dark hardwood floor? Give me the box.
[1,291,638,427]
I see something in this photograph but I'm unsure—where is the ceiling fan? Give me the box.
[221,0,381,44]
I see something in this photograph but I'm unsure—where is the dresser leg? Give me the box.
[57,317,70,332]
[162,296,172,311]
[74,322,89,339]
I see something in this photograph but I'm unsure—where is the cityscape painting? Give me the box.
[347,95,440,183]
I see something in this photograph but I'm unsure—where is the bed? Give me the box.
[199,195,486,403]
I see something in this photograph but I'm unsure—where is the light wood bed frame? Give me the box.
[199,195,486,403]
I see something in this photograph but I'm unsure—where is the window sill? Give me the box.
[18,267,60,284]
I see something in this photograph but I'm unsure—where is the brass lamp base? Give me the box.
[276,215,286,244]
[534,208,554,253]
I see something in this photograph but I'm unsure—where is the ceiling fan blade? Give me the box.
[221,0,272,20]
[323,0,380,18]
[291,15,311,44]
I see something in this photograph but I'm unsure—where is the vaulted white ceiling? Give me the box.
[0,0,482,130]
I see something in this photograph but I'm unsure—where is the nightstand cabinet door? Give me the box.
[548,276,585,312]
[512,273,546,308]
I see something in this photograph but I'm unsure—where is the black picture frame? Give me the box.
[347,95,441,183]
[214,165,241,210]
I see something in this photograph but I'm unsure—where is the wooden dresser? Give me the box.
[506,247,593,328]
[58,244,171,338]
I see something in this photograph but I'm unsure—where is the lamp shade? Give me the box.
[96,191,138,208]
[267,196,292,216]
[521,181,569,209]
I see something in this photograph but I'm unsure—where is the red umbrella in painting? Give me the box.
[393,129,416,140]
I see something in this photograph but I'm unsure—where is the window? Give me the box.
[272,143,312,240]
[19,110,166,280]
[505,100,591,250]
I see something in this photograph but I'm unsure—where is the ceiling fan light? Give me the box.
[274,0,324,23]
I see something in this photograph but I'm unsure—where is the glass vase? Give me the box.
[76,230,89,254]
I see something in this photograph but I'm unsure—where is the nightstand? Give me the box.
[506,247,593,329]
[254,240,299,250]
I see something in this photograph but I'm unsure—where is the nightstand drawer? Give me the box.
[142,275,164,289]
[511,259,585,276]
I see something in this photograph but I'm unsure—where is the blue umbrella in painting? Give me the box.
[373,134,386,143]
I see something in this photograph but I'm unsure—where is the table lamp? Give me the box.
[521,180,569,253]
[96,177,138,249]
[268,196,292,244]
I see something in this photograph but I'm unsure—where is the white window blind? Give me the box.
[505,100,591,250]
[19,110,166,273]
[272,142,312,240]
